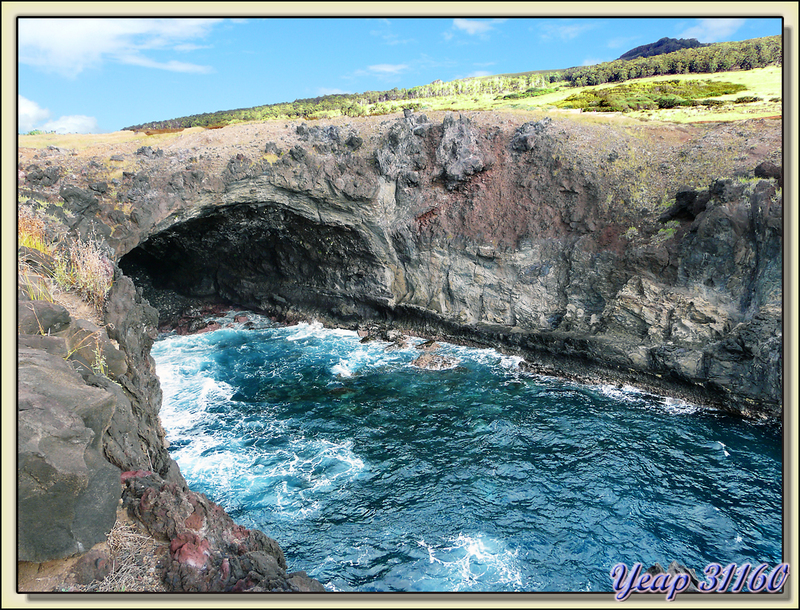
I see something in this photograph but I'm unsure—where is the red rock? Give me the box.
[120,469,153,483]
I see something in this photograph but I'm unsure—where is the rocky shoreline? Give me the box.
[17,109,782,592]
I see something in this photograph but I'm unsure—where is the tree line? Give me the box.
[561,36,781,87]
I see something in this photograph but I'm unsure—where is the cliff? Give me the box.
[16,109,782,590]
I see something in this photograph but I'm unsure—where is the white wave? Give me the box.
[331,361,353,377]
[499,354,525,370]
[660,396,702,415]
[285,321,326,341]
[593,383,646,403]
[416,533,523,591]
[285,321,358,342]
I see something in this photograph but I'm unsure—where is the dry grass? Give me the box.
[52,236,114,314]
[71,511,169,593]
[18,205,53,254]
[92,519,168,592]
[17,508,169,593]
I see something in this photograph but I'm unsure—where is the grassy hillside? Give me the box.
[114,35,779,132]
[360,66,782,124]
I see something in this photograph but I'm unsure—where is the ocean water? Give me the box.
[152,316,783,593]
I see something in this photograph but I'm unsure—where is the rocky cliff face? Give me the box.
[102,111,782,419]
[17,109,782,588]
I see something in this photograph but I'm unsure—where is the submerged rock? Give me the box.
[411,352,460,370]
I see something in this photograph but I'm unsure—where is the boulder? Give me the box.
[411,352,459,370]
[17,349,120,562]
[436,112,493,189]
[25,164,62,187]
[18,299,71,335]
[754,160,782,185]
[60,185,99,215]
[510,117,553,152]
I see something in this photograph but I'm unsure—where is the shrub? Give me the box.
[734,95,762,104]
[18,206,53,255]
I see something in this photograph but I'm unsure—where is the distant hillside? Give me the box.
[619,37,707,61]
[122,35,781,132]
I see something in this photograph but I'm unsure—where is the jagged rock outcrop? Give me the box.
[122,472,325,592]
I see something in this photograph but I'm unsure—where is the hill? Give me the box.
[119,35,781,132]
[618,37,707,61]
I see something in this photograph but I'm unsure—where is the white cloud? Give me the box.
[368,63,408,75]
[18,95,99,134]
[173,43,211,52]
[466,70,492,78]
[18,95,51,132]
[539,21,599,42]
[41,115,100,134]
[370,19,415,45]
[18,17,222,78]
[317,87,350,95]
[679,18,746,42]
[117,54,213,73]
[453,18,494,36]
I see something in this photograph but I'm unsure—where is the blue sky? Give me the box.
[17,14,784,134]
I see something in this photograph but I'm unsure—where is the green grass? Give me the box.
[383,67,781,124]
[489,67,782,123]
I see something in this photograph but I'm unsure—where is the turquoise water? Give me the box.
[152,316,783,593]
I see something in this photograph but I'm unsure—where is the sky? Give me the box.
[16,13,785,134]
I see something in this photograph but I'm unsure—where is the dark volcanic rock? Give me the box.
[16,109,783,591]
[25,164,62,187]
[754,160,782,185]
[658,187,711,222]
[411,352,460,370]
[510,117,553,152]
[60,185,100,215]
[136,145,163,158]
[109,115,782,419]
[436,112,493,189]
[18,300,71,335]
[17,349,121,562]
[102,269,185,485]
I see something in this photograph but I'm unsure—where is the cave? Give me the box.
[119,203,390,326]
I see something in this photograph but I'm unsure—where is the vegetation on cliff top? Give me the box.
[120,35,780,131]
[554,79,751,113]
